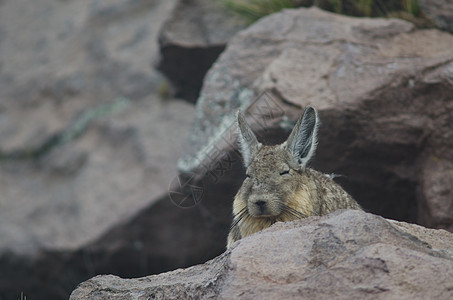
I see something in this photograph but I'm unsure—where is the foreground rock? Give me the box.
[179,7,453,231]
[71,209,453,299]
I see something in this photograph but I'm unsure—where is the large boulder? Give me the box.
[70,209,453,299]
[156,0,247,102]
[178,7,453,231]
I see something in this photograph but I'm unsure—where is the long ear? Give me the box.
[237,110,261,168]
[285,106,320,168]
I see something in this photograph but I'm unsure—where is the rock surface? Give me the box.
[70,209,453,299]
[156,0,247,102]
[419,0,453,33]
[179,7,453,231]
[0,0,193,253]
[0,98,194,255]
[0,0,191,254]
[0,0,208,299]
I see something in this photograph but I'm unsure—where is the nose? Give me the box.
[252,200,268,215]
[255,200,266,208]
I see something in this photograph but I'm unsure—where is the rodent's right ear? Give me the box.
[285,106,320,168]
[236,110,261,168]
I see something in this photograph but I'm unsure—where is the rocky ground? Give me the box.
[1,0,453,299]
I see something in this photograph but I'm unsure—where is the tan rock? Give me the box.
[71,210,453,299]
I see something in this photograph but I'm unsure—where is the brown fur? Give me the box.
[227,107,361,249]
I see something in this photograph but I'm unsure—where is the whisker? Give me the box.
[231,206,248,229]
[279,203,310,219]
[278,205,298,220]
[282,209,302,220]
[231,213,244,229]
[288,207,309,218]
[285,203,316,217]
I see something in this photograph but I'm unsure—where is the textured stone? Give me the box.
[70,210,453,299]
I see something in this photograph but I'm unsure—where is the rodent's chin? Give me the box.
[251,214,273,218]
[249,211,280,218]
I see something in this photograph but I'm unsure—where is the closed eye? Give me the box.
[279,170,290,176]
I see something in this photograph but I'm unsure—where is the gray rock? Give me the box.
[70,209,453,299]
[0,0,177,152]
[178,7,453,231]
[419,0,453,32]
[156,0,247,102]
[0,0,203,299]
[0,0,190,254]
[0,98,194,256]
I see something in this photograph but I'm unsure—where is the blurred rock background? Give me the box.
[0,0,452,299]
[0,0,197,298]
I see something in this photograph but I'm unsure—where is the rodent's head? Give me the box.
[236,106,319,218]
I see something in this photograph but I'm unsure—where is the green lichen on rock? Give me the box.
[221,0,422,23]
[0,98,129,162]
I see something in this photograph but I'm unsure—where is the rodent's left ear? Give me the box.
[285,106,320,168]
[237,110,261,168]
